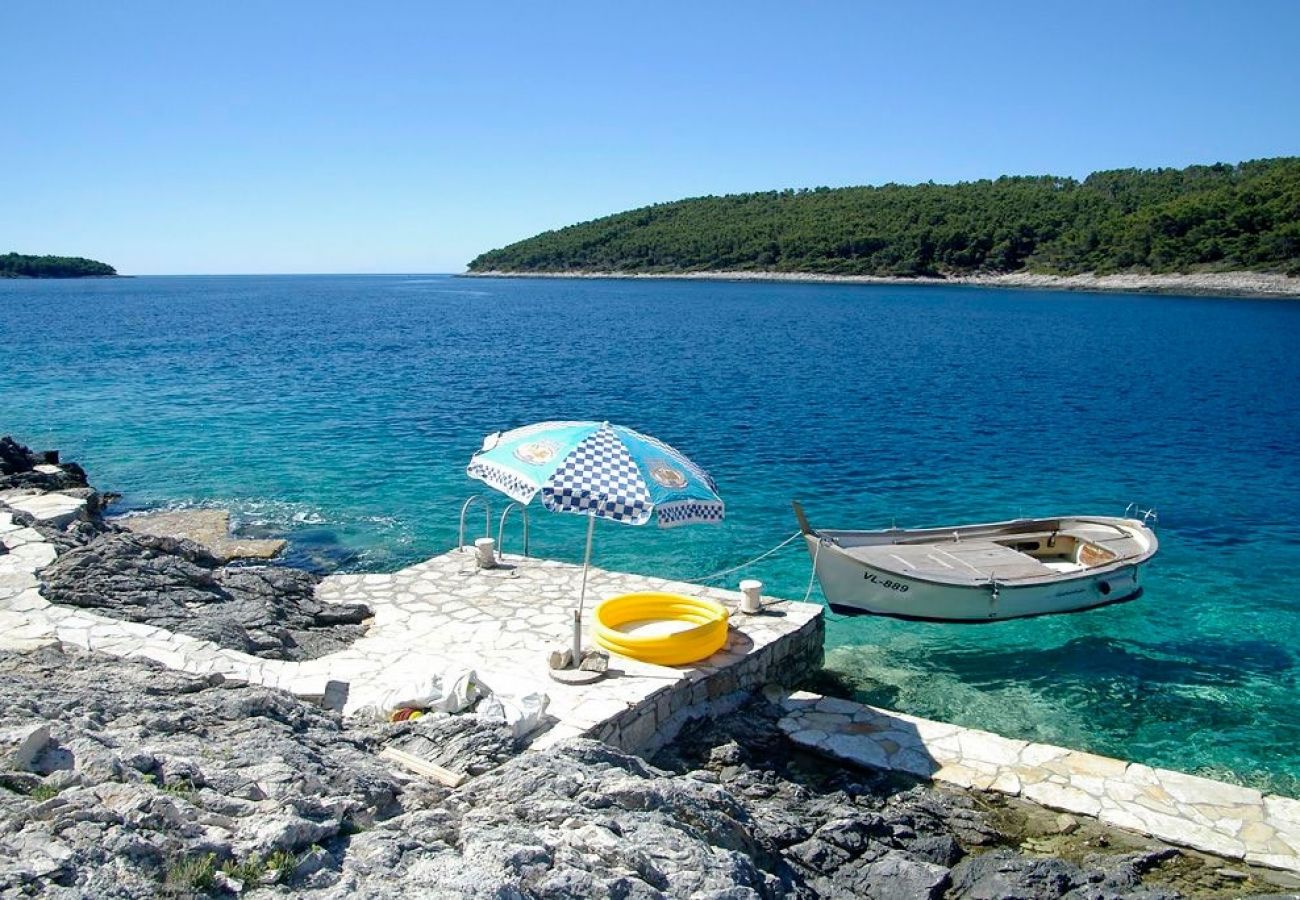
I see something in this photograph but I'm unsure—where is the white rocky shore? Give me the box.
[3,437,1300,898]
[465,269,1300,298]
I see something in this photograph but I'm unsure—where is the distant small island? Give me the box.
[0,252,117,278]
[466,157,1300,295]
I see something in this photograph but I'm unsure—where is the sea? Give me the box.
[4,274,1299,795]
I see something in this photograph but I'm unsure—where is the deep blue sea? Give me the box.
[4,275,1299,794]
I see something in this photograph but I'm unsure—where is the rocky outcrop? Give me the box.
[0,647,402,896]
[38,532,370,660]
[650,700,1286,899]
[4,648,1278,899]
[0,437,88,494]
[0,435,371,661]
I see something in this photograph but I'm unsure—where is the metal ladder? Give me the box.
[497,501,530,558]
[458,495,492,551]
[459,495,531,558]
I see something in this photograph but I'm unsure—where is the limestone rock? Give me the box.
[0,649,1238,899]
[39,531,369,660]
[948,849,1080,899]
[842,848,951,899]
[0,647,403,897]
[386,712,519,778]
[578,649,609,672]
[0,436,88,493]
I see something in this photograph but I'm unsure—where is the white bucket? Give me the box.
[739,579,763,614]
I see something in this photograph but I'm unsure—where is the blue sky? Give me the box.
[3,1,1298,274]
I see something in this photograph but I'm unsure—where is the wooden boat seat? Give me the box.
[1060,523,1146,561]
[844,540,1052,584]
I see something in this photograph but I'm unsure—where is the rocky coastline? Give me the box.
[463,269,1300,299]
[2,437,1298,898]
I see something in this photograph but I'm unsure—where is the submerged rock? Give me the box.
[116,507,287,562]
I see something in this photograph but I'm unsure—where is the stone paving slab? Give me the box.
[776,691,1300,873]
[2,492,87,528]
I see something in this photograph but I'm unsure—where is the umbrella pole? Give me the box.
[574,513,596,662]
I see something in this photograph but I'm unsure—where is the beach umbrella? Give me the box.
[467,420,724,658]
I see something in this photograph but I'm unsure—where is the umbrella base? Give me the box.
[548,667,605,685]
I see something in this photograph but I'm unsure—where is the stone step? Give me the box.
[4,492,87,528]
[777,691,1300,873]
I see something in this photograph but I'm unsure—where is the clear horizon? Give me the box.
[3,1,1299,276]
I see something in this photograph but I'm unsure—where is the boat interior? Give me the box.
[834,519,1151,585]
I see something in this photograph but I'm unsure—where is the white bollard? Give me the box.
[474,537,497,568]
[739,579,763,614]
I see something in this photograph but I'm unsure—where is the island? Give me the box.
[0,253,117,278]
[467,157,1300,295]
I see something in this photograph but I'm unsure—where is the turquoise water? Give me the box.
[4,275,1299,794]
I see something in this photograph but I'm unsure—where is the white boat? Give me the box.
[794,502,1158,622]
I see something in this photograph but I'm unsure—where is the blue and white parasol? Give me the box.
[467,420,724,528]
[467,420,724,657]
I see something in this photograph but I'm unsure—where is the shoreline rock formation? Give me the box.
[116,508,287,563]
[464,269,1300,299]
[2,648,1289,898]
[39,532,369,660]
[2,435,1297,897]
[1,437,371,661]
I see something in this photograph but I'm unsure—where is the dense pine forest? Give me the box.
[0,253,117,278]
[468,158,1300,277]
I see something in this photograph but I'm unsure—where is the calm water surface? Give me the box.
[4,275,1299,794]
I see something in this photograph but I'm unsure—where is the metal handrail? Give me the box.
[458,495,492,550]
[497,502,531,558]
[1124,503,1159,528]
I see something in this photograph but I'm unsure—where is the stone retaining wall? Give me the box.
[588,609,824,755]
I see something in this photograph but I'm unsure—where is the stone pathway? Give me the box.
[776,691,1300,874]
[0,501,823,754]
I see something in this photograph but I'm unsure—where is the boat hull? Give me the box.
[805,534,1145,622]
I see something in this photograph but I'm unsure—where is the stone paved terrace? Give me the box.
[777,691,1300,874]
[0,500,823,755]
[307,550,824,751]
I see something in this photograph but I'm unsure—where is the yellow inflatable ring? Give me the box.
[594,592,730,666]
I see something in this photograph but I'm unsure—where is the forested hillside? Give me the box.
[0,253,117,278]
[469,158,1300,277]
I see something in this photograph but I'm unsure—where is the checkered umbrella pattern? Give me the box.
[540,424,654,523]
[466,420,724,528]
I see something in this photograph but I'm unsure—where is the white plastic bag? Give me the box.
[349,664,480,719]
[477,691,550,738]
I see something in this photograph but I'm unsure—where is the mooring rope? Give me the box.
[676,530,804,585]
[803,537,823,603]
[668,529,865,621]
